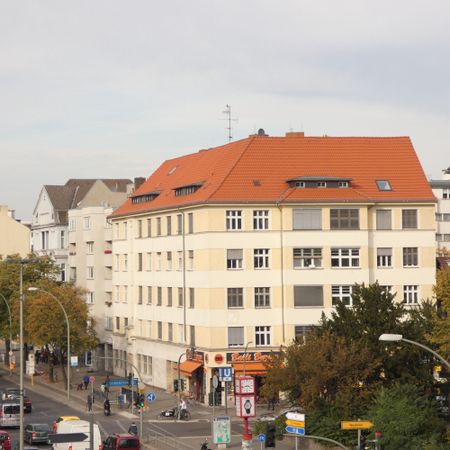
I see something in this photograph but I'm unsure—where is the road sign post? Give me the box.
[48,433,88,444]
[258,433,265,450]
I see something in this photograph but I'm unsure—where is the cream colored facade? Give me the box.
[430,168,450,252]
[111,201,436,402]
[0,205,30,258]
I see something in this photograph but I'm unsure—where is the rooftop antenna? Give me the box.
[221,104,237,142]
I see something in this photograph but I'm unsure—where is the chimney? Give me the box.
[134,177,145,190]
[285,131,305,138]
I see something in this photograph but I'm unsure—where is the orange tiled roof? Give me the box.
[111,134,435,217]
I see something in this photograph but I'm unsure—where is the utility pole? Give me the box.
[90,378,94,450]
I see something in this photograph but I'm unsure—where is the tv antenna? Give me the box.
[221,104,238,142]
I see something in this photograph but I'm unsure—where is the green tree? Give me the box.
[369,383,449,450]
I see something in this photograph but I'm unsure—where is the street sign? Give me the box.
[285,426,305,436]
[341,421,374,430]
[258,434,266,442]
[70,356,78,367]
[218,367,233,382]
[286,412,305,422]
[48,433,88,444]
[107,378,138,387]
[286,419,305,428]
[212,416,231,444]
[146,392,156,402]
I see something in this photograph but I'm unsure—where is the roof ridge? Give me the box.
[206,137,255,200]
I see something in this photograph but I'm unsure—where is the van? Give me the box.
[0,401,20,428]
[53,420,101,450]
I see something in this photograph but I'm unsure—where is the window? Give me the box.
[188,250,194,270]
[443,188,450,199]
[254,248,269,269]
[84,216,91,229]
[377,248,392,268]
[188,213,194,234]
[381,285,392,294]
[254,287,270,308]
[175,184,202,196]
[86,241,94,253]
[178,288,183,307]
[147,218,152,237]
[147,321,152,338]
[226,210,242,230]
[124,286,128,303]
[317,181,326,188]
[168,323,173,341]
[253,210,269,230]
[227,249,243,269]
[177,251,183,270]
[146,252,152,271]
[376,209,392,230]
[60,230,65,248]
[167,251,172,270]
[147,286,152,305]
[157,217,161,236]
[137,253,143,271]
[403,285,418,305]
[123,254,128,271]
[137,220,142,238]
[436,213,450,222]
[295,325,314,344]
[189,288,195,308]
[403,247,418,267]
[178,324,184,343]
[177,214,183,234]
[138,286,143,305]
[87,291,95,304]
[293,248,322,268]
[338,181,348,188]
[87,266,94,279]
[190,325,195,346]
[293,209,322,230]
[332,285,353,306]
[227,288,243,308]
[115,317,120,331]
[105,316,113,331]
[294,286,323,307]
[331,248,360,268]
[437,233,450,242]
[376,180,392,191]
[255,326,271,346]
[330,209,359,230]
[167,287,172,306]
[402,209,418,229]
[156,252,161,271]
[69,219,76,231]
[123,221,128,239]
[167,216,172,235]
[157,287,162,306]
[157,321,162,339]
[228,327,244,347]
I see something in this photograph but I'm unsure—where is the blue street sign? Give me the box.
[146,392,156,402]
[218,367,233,382]
[258,434,266,442]
[285,426,305,436]
[107,378,138,387]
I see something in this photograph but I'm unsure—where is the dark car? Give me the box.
[0,430,12,450]
[101,434,141,450]
[24,424,52,444]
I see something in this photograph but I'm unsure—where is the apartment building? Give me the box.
[110,131,436,404]
[0,205,30,258]
[430,166,450,253]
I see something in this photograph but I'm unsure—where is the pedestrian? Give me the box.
[104,375,110,393]
[87,394,93,412]
[83,374,90,390]
[128,422,138,435]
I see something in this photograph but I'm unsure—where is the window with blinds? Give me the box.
[294,286,323,307]
[376,209,392,230]
[402,209,417,229]
[293,209,322,230]
[227,249,243,269]
[228,327,244,347]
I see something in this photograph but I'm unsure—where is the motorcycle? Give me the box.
[156,406,191,421]
[103,400,111,416]
[200,439,211,450]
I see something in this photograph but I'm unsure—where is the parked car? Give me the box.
[52,416,80,433]
[0,401,20,428]
[24,424,52,445]
[5,393,32,413]
[101,434,141,450]
[0,430,12,450]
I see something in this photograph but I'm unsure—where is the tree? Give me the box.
[369,383,449,450]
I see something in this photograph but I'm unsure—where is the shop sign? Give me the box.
[214,353,224,364]
[226,351,275,363]
[235,395,256,417]
[186,349,204,363]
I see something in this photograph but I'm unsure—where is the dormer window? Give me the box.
[295,181,306,188]
[287,176,352,189]
[174,182,203,197]
[317,181,327,188]
[338,181,349,188]
[131,191,160,204]
[376,180,392,191]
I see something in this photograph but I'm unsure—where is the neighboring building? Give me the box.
[430,167,450,253]
[0,205,30,258]
[110,131,436,404]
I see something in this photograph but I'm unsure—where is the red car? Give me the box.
[101,434,140,450]
[0,430,12,450]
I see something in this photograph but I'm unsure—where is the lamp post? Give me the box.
[379,334,450,371]
[0,292,13,374]
[28,287,71,400]
[243,341,253,376]
[177,346,195,420]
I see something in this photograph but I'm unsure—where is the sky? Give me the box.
[1,0,450,220]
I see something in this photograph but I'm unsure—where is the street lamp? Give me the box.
[379,334,450,370]
[28,287,71,400]
[0,292,13,374]
[177,346,195,419]
[243,341,253,376]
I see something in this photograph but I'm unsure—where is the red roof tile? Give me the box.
[112,134,435,217]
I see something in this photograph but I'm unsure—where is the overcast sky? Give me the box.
[2,0,450,220]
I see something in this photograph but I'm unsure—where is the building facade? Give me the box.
[430,167,450,253]
[0,205,30,258]
[110,132,436,404]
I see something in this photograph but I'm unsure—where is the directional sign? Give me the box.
[286,419,305,428]
[48,433,88,444]
[341,421,373,430]
[106,378,138,387]
[146,392,156,402]
[258,434,266,442]
[285,426,305,436]
[286,412,305,422]
[218,367,233,382]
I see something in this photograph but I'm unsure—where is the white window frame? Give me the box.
[86,241,94,254]
[227,249,243,270]
[403,247,418,267]
[255,326,271,346]
[87,291,95,304]
[254,287,270,308]
[254,248,269,269]
[87,266,94,279]
[443,188,450,199]
[403,285,419,305]
[253,210,269,230]
[331,248,360,268]
[332,285,353,306]
[227,288,244,308]
[226,210,243,231]
[377,248,392,268]
[83,216,91,230]
[293,248,322,269]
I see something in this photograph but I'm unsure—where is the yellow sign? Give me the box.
[286,420,305,428]
[341,421,373,430]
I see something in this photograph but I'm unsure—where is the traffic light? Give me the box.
[127,372,132,387]
[173,379,179,392]
[180,379,186,391]
[137,394,145,408]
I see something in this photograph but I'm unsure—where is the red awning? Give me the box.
[232,362,268,376]
[175,360,202,375]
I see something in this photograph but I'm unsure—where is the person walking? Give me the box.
[128,422,138,435]
[83,374,90,390]
[87,394,93,412]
